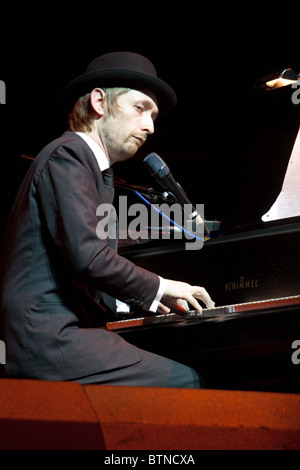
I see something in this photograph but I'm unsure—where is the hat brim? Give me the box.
[63,68,177,115]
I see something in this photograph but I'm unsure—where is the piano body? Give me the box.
[109,216,300,393]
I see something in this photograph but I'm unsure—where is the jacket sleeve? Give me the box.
[36,145,160,312]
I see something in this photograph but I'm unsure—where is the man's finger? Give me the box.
[157,302,171,314]
[191,286,215,309]
[185,295,202,313]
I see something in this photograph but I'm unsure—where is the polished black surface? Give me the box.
[121,216,300,307]
[117,301,300,392]
[117,217,300,392]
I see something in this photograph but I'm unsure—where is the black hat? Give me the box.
[64,51,177,114]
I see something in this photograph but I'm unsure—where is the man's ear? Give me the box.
[90,88,106,117]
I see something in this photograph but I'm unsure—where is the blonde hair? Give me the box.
[68,87,130,133]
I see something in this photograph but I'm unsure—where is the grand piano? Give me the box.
[107,124,300,393]
[108,215,300,393]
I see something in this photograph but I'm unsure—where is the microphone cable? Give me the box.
[134,190,210,242]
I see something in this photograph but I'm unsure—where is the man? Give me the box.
[0,52,214,387]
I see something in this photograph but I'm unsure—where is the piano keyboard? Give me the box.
[106,294,300,331]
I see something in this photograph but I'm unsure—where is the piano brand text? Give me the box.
[225,276,259,291]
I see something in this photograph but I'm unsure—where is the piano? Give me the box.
[107,215,300,393]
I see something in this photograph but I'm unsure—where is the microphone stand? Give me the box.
[114,177,177,203]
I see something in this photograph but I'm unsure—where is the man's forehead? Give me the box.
[124,88,158,108]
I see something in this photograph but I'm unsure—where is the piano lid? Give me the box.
[262,125,300,222]
[219,84,300,230]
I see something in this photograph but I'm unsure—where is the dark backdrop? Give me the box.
[1,12,299,237]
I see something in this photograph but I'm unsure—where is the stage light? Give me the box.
[254,68,299,90]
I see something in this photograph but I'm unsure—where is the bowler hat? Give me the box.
[64,51,177,114]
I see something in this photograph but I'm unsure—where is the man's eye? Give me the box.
[135,105,144,113]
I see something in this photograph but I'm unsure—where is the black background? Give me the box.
[1,9,299,237]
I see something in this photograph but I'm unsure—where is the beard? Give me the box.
[106,138,139,163]
[100,120,142,164]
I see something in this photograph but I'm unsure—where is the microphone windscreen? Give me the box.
[143,153,169,178]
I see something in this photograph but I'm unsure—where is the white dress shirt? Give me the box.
[76,132,165,313]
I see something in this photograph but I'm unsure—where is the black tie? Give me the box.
[102,167,115,205]
[101,166,118,315]
[101,166,118,249]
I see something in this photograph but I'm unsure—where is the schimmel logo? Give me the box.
[0,80,6,104]
[0,340,6,364]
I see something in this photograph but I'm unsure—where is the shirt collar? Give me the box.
[75,132,110,171]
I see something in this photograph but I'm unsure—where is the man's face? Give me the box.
[98,89,159,164]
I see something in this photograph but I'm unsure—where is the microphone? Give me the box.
[143,153,210,238]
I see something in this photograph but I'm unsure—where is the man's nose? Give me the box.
[141,114,155,135]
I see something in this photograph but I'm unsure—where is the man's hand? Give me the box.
[157,279,215,315]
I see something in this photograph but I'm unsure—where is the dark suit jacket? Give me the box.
[0,132,159,381]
